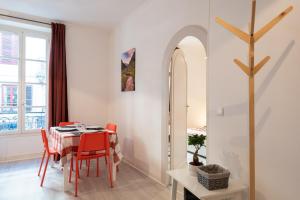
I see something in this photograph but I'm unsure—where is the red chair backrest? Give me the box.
[41,129,50,154]
[59,122,77,127]
[106,123,117,132]
[77,132,110,159]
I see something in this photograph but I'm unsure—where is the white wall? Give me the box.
[107,0,209,182]
[178,37,207,128]
[109,0,300,199]
[0,22,110,162]
[208,0,300,199]
[0,134,42,162]
[66,23,109,125]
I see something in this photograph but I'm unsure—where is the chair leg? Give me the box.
[78,166,80,179]
[86,160,90,177]
[105,156,107,165]
[38,150,46,176]
[69,156,73,183]
[75,159,79,197]
[76,157,80,179]
[80,160,82,169]
[96,158,99,177]
[40,154,50,187]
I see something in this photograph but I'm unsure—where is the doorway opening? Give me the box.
[168,36,207,171]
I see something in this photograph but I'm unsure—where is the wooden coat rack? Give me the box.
[215,1,293,200]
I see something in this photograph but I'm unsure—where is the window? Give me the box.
[0,26,49,133]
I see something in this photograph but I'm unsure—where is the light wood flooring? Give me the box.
[0,158,172,200]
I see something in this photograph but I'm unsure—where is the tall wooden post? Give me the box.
[215,1,293,200]
[248,1,256,199]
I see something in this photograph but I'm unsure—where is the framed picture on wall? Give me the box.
[121,48,136,92]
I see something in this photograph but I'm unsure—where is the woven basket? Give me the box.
[197,164,230,190]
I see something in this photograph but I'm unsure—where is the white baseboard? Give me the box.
[123,158,167,187]
[0,152,42,163]
[123,159,184,198]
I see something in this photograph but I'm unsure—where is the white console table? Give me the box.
[167,168,247,200]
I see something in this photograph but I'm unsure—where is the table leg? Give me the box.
[171,178,178,200]
[63,163,69,192]
[111,152,117,182]
[112,162,116,182]
[50,160,55,168]
[50,160,59,168]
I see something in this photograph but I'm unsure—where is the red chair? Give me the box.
[59,121,77,127]
[80,123,118,170]
[104,123,117,165]
[106,123,117,133]
[106,123,119,170]
[38,129,59,187]
[69,132,113,197]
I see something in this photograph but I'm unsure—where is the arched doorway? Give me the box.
[161,26,208,185]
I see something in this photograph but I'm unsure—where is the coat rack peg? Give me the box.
[216,1,293,200]
[234,59,250,76]
[254,6,293,42]
[253,56,271,75]
[216,17,250,43]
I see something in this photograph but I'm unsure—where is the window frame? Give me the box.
[0,24,50,135]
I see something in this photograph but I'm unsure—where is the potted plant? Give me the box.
[188,134,206,175]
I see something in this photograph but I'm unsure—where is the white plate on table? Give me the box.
[81,130,102,133]
[56,127,78,132]
[65,124,78,128]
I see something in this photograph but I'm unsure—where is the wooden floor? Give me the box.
[0,158,172,200]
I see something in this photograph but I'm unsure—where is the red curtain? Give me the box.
[48,23,68,127]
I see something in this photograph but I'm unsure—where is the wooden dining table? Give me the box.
[49,126,123,191]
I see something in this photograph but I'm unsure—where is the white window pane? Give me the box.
[25,36,46,61]
[0,58,19,82]
[0,83,18,106]
[25,106,46,130]
[0,106,18,132]
[25,61,46,83]
[25,84,46,107]
[0,31,19,58]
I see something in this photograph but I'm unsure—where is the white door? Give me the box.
[170,48,187,170]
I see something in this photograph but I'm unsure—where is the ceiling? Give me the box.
[0,0,147,29]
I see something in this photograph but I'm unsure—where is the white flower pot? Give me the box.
[188,163,200,176]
